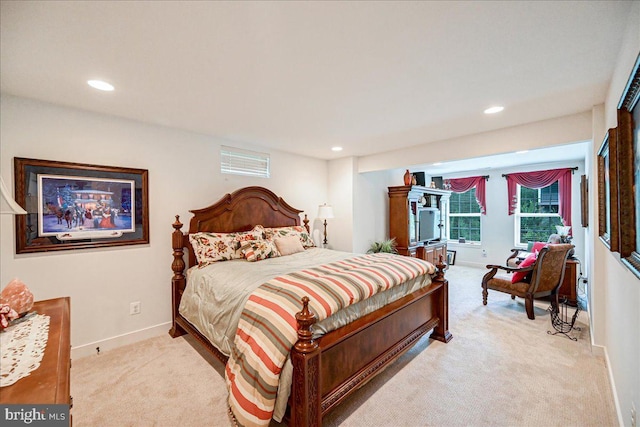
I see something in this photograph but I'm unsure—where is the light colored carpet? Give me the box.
[71,265,617,426]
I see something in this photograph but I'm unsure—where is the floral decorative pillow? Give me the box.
[189,225,265,266]
[241,239,280,262]
[264,226,315,248]
[189,232,237,266]
[230,226,265,257]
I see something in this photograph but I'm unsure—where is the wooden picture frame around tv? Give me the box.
[616,53,640,278]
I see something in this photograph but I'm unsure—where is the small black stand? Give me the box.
[547,297,581,341]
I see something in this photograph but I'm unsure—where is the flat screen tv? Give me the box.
[419,208,440,242]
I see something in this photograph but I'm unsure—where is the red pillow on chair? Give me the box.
[530,241,546,254]
[512,252,537,283]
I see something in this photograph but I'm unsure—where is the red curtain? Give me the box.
[505,168,572,228]
[444,176,487,214]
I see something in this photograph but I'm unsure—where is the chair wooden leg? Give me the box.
[525,295,535,320]
[482,285,488,305]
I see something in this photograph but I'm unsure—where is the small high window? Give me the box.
[220,146,270,178]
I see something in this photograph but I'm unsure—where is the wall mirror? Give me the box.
[616,53,640,278]
[597,129,618,251]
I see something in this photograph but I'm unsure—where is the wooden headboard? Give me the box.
[174,186,309,268]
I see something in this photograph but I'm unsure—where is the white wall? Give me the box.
[358,111,592,173]
[593,2,640,425]
[0,95,328,357]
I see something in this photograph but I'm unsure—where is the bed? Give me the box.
[169,186,452,427]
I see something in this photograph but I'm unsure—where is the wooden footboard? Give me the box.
[169,187,452,427]
[290,259,451,427]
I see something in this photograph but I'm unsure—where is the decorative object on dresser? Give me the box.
[169,186,452,427]
[13,157,149,254]
[0,278,34,321]
[388,184,451,265]
[403,169,411,185]
[317,203,334,245]
[0,297,71,411]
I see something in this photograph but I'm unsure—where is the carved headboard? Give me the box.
[178,186,309,268]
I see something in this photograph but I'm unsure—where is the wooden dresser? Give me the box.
[0,297,71,405]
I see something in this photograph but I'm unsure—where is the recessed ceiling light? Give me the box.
[516,150,529,154]
[331,146,343,152]
[87,80,114,91]
[484,106,504,114]
[433,162,442,166]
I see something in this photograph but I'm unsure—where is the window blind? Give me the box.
[221,146,270,178]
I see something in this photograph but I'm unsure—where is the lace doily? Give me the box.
[0,313,51,387]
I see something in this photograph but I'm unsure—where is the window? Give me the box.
[448,188,481,242]
[221,146,270,178]
[515,181,563,245]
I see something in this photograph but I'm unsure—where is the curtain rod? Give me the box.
[501,166,578,178]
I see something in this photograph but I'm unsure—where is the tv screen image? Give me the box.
[418,208,440,242]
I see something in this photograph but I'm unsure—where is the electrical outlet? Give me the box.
[481,249,487,258]
[631,402,636,427]
[130,301,141,315]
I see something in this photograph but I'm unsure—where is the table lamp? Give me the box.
[1,176,27,215]
[317,204,334,245]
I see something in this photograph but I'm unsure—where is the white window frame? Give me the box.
[514,184,562,247]
[221,146,270,178]
[447,189,482,244]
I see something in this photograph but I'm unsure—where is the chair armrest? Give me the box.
[506,248,524,266]
[485,264,528,274]
[483,263,535,285]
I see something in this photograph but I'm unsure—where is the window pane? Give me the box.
[450,216,481,241]
[450,188,480,213]
[519,182,559,213]
[519,215,564,244]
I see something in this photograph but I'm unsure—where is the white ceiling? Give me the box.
[0,1,632,169]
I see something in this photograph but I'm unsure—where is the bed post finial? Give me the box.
[294,296,318,353]
[434,254,446,282]
[303,214,310,233]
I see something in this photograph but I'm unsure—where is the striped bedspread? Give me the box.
[225,253,436,427]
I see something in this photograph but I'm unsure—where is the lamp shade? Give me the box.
[317,204,334,219]
[1,176,27,215]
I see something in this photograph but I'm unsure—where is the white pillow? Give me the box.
[274,236,305,256]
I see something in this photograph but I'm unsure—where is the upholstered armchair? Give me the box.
[482,243,574,320]
[505,234,564,268]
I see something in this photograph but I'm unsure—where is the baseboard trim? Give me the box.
[599,345,624,427]
[71,321,171,359]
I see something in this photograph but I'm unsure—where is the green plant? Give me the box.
[367,238,398,254]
